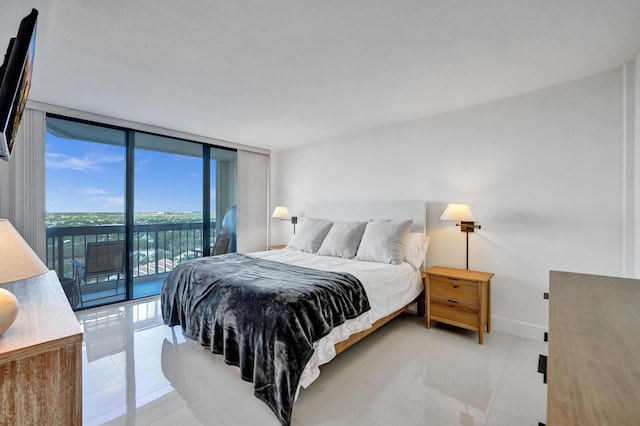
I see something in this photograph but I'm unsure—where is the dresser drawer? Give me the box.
[431,276,478,304]
[431,298,479,328]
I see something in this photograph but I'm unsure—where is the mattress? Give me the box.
[250,248,423,389]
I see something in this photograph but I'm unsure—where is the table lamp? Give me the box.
[0,219,49,335]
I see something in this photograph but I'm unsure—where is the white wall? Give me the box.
[271,69,630,340]
[635,52,640,276]
[623,60,636,278]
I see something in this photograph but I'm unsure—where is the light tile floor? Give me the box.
[79,297,547,425]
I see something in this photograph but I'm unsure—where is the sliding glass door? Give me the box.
[131,133,203,298]
[45,115,237,309]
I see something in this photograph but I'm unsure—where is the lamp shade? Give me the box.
[0,219,48,284]
[272,206,290,219]
[440,204,474,222]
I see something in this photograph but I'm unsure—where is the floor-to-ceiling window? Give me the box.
[45,115,237,310]
[45,116,128,308]
[132,133,204,298]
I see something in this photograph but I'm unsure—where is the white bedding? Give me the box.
[250,248,423,389]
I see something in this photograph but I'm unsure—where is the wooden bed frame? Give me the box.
[306,200,428,356]
[334,292,424,355]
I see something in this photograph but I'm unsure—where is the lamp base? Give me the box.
[0,288,19,335]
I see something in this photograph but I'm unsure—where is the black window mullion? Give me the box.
[203,146,211,256]
[125,130,135,300]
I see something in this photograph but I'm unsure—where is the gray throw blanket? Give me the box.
[161,253,371,425]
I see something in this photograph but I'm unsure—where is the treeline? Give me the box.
[46,212,207,228]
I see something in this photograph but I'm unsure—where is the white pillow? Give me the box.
[355,219,413,265]
[317,221,367,259]
[403,233,430,270]
[287,217,333,253]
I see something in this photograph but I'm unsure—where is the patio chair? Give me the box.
[212,233,230,255]
[72,240,125,298]
[191,232,230,257]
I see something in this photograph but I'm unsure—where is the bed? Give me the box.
[161,200,428,425]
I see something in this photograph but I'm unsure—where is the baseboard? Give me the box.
[491,315,547,342]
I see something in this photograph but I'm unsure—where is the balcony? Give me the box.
[46,222,211,310]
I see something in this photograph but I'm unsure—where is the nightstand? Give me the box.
[424,266,494,344]
[268,244,287,250]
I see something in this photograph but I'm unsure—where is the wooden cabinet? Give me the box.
[424,266,494,344]
[0,271,83,425]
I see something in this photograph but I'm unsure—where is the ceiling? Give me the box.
[2,1,640,151]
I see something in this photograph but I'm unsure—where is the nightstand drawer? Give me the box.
[431,298,478,328]
[431,276,478,304]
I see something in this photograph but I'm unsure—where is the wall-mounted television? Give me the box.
[0,8,38,161]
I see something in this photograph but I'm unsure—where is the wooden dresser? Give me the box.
[0,271,82,425]
[547,271,640,425]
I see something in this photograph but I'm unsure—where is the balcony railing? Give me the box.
[46,222,211,283]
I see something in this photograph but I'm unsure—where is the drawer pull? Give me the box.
[447,299,458,303]
[453,285,459,288]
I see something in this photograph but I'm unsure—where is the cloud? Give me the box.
[74,188,124,209]
[134,157,153,173]
[78,187,108,195]
[46,152,124,173]
[104,196,125,207]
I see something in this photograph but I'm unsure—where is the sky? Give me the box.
[45,132,213,213]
